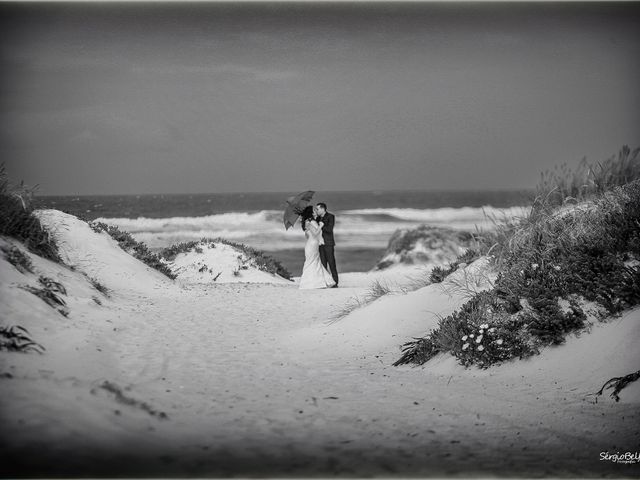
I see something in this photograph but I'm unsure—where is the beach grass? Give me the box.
[395,145,640,368]
[159,240,206,261]
[207,238,292,280]
[159,237,291,280]
[87,275,111,297]
[19,278,69,317]
[330,295,366,321]
[1,244,34,274]
[331,278,396,322]
[428,249,482,284]
[0,325,45,354]
[403,270,433,292]
[0,164,62,263]
[473,145,640,269]
[157,236,292,280]
[89,221,178,280]
[368,279,392,299]
[534,145,640,211]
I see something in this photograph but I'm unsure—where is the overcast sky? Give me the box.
[1,2,639,195]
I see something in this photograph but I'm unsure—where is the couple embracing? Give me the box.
[298,202,339,290]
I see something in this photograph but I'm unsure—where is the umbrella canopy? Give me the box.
[283,190,315,230]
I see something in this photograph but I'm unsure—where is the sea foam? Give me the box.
[94,205,527,251]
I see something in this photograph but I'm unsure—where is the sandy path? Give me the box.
[2,278,639,477]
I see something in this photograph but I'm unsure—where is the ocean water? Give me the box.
[34,190,532,274]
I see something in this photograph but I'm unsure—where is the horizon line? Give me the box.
[35,186,536,197]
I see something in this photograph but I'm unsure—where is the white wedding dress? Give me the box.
[299,220,337,290]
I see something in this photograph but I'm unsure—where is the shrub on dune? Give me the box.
[159,240,206,261]
[494,180,640,322]
[395,146,640,369]
[428,249,482,284]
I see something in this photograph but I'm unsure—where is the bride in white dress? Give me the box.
[298,205,337,290]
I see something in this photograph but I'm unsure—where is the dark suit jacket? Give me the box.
[318,212,336,246]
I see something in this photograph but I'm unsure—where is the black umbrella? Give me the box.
[283,190,315,230]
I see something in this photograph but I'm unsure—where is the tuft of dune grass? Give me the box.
[534,145,640,211]
[330,279,395,322]
[0,164,62,263]
[1,244,34,274]
[19,275,70,317]
[0,325,45,354]
[86,275,111,298]
[159,240,207,261]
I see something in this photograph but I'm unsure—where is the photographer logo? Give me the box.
[600,451,640,464]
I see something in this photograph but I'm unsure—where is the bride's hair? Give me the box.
[298,205,315,231]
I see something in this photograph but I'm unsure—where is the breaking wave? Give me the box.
[94,205,528,251]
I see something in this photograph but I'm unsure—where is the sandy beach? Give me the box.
[1,210,638,477]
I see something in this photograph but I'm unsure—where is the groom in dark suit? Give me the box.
[316,202,339,287]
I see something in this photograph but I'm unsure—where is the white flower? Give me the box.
[496,339,504,345]
[532,263,539,269]
[476,335,483,343]
[469,333,475,338]
[479,329,484,335]
[554,265,561,271]
[489,327,496,333]
[461,335,468,341]
[480,323,489,329]
[462,343,469,350]
[477,345,484,351]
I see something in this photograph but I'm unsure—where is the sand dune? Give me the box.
[1,210,638,477]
